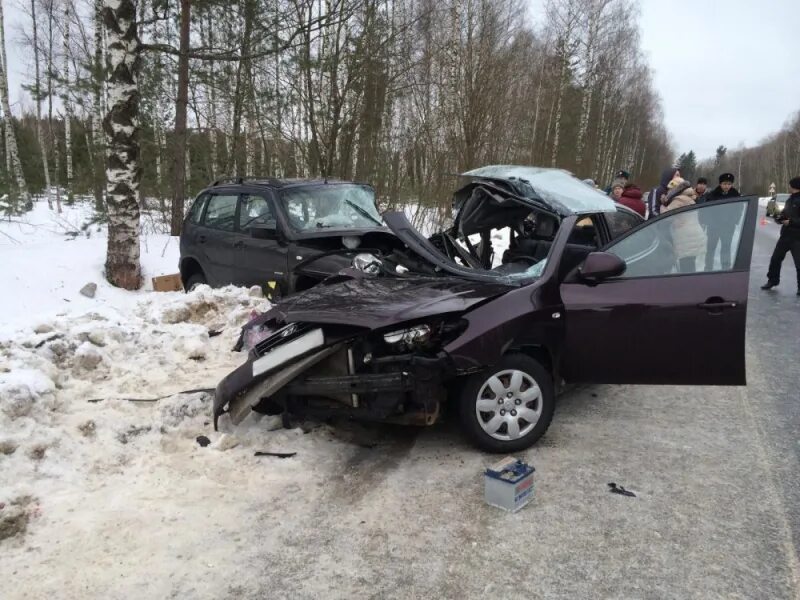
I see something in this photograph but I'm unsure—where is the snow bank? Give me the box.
[0,200,358,597]
[0,199,181,333]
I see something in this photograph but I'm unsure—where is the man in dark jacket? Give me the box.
[646,167,679,219]
[761,177,800,294]
[695,177,709,203]
[703,173,741,270]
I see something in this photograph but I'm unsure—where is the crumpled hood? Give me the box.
[272,276,511,329]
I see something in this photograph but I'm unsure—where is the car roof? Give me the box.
[460,165,617,216]
[205,176,366,191]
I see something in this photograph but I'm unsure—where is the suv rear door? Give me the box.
[558,196,757,385]
[198,192,240,285]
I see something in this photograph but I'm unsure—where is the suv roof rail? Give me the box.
[211,176,245,186]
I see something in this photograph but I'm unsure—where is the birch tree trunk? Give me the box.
[550,50,567,168]
[31,0,53,209]
[103,0,141,290]
[46,0,61,213]
[0,0,29,209]
[93,0,105,212]
[63,0,73,201]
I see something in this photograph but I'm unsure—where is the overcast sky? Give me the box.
[638,0,800,160]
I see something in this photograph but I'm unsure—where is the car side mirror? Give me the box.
[579,252,626,283]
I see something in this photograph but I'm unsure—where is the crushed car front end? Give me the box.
[214,277,509,430]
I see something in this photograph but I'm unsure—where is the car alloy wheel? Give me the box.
[458,353,555,453]
[475,369,542,441]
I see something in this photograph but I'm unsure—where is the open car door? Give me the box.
[559,196,758,385]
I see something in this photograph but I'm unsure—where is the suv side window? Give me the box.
[187,194,208,225]
[605,209,642,240]
[239,194,276,230]
[203,194,238,231]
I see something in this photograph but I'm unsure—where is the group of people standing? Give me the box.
[593,167,800,293]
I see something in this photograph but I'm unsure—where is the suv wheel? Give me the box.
[185,272,207,292]
[458,354,555,453]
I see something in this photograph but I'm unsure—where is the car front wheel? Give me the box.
[458,354,555,453]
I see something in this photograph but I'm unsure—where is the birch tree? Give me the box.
[30,0,54,208]
[62,0,73,201]
[103,0,141,290]
[0,0,28,209]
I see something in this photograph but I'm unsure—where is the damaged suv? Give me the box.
[214,166,758,452]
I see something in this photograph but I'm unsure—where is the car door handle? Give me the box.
[697,301,737,311]
[233,240,245,249]
[198,235,206,244]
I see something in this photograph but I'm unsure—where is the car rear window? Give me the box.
[203,194,238,231]
[187,194,208,224]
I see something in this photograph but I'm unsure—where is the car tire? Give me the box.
[458,353,555,453]
[184,272,207,292]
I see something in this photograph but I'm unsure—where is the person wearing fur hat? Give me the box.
[662,178,706,272]
[604,170,630,194]
[761,177,800,294]
[702,173,741,270]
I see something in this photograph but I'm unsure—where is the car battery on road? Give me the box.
[484,456,535,512]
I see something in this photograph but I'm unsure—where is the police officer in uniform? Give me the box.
[762,177,800,295]
[703,173,740,270]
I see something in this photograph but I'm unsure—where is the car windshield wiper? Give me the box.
[344,199,383,226]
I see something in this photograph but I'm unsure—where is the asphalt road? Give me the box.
[230,217,800,600]
[745,217,800,555]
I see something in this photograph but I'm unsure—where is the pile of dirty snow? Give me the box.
[0,284,271,541]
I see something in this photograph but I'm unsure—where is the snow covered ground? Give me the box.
[0,200,340,598]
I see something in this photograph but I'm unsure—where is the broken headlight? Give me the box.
[353,253,381,275]
[383,325,432,349]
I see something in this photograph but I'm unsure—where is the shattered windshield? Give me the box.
[281,184,384,231]
[462,165,615,214]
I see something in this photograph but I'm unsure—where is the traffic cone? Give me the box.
[760,215,768,226]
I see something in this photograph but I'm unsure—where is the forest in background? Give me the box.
[0,0,675,221]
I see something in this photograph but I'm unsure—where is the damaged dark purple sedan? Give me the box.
[214,166,758,452]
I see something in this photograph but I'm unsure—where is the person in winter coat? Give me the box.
[762,177,800,295]
[610,182,624,201]
[646,167,680,219]
[617,184,646,217]
[694,177,709,203]
[702,173,741,270]
[604,169,630,194]
[661,178,705,272]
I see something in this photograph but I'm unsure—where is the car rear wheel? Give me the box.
[458,354,555,453]
[185,272,207,292]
